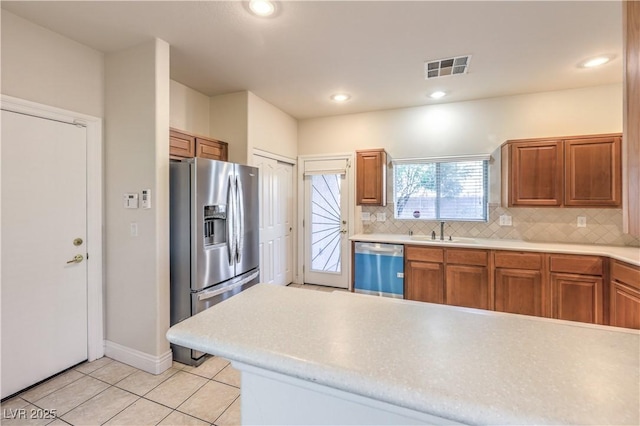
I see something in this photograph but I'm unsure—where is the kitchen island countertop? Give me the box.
[166,284,640,425]
[351,233,640,266]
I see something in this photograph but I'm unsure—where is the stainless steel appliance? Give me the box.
[354,242,404,298]
[170,158,260,365]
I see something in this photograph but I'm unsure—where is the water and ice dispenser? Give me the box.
[203,205,227,246]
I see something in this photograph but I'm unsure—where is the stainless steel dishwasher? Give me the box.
[354,242,404,298]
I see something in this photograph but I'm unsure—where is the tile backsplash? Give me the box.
[361,204,640,247]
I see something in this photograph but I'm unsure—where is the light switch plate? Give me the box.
[361,212,371,221]
[376,212,386,222]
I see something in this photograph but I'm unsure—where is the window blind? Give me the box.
[393,157,488,221]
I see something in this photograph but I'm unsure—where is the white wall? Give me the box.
[170,80,210,135]
[0,11,104,118]
[105,39,171,364]
[298,84,623,158]
[248,92,298,160]
[210,92,249,164]
[299,84,622,204]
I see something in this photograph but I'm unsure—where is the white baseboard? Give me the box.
[104,340,172,375]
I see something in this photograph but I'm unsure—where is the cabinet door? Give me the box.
[495,269,543,317]
[356,149,386,206]
[551,273,603,324]
[170,129,195,159]
[564,136,621,207]
[509,140,563,206]
[445,264,489,310]
[610,282,640,329]
[196,137,228,161]
[405,260,444,304]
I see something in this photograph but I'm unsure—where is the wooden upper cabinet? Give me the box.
[170,129,195,159]
[502,134,622,208]
[609,260,640,330]
[170,127,228,162]
[356,149,387,206]
[564,136,621,207]
[506,140,563,206]
[195,137,228,161]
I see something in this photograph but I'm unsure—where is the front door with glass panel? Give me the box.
[304,170,349,288]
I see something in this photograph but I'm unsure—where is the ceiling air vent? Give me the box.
[424,55,471,79]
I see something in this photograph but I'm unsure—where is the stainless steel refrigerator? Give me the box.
[170,158,260,366]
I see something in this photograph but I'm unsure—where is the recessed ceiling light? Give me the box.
[429,91,447,99]
[249,0,276,17]
[580,55,613,68]
[330,93,351,103]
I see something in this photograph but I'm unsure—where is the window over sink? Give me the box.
[393,155,489,222]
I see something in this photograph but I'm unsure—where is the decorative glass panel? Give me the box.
[310,174,342,273]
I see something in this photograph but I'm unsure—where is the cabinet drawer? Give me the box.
[446,249,488,266]
[550,255,603,276]
[494,251,542,270]
[611,260,640,290]
[405,245,443,263]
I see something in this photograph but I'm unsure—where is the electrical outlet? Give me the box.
[499,215,512,226]
[361,212,371,221]
[577,216,587,228]
[376,212,386,222]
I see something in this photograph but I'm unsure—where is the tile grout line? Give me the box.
[212,394,240,426]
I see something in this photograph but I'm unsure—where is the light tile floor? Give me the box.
[0,283,345,426]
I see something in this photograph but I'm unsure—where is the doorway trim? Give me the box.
[297,153,355,287]
[1,95,104,362]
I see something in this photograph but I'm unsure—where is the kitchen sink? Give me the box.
[410,235,477,244]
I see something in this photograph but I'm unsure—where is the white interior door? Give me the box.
[254,154,294,286]
[1,109,89,398]
[303,158,351,288]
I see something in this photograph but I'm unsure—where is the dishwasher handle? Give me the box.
[355,243,404,255]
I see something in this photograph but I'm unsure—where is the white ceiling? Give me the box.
[1,1,623,120]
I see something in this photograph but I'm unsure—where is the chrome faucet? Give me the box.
[440,221,445,241]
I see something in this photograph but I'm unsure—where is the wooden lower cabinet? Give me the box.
[609,260,640,329]
[405,246,489,309]
[405,260,444,304]
[494,251,545,317]
[549,254,604,324]
[446,264,489,310]
[401,246,637,329]
[495,269,543,317]
[551,273,603,324]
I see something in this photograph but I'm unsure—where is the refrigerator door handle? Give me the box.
[197,270,260,301]
[226,175,235,266]
[236,176,244,263]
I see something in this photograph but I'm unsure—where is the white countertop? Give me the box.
[167,284,640,425]
[351,233,640,266]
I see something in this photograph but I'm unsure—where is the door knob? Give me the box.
[340,229,348,234]
[66,254,84,264]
